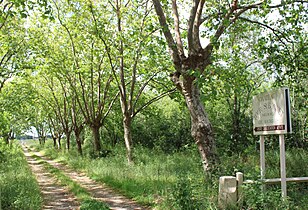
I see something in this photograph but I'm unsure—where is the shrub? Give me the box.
[242,182,295,210]
[169,175,200,210]
[80,199,110,210]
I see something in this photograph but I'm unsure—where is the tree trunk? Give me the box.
[65,132,71,150]
[38,135,43,145]
[41,136,46,145]
[123,116,133,164]
[91,125,101,153]
[52,136,57,148]
[74,127,83,156]
[232,95,240,147]
[182,78,217,172]
[57,137,61,149]
[76,135,83,156]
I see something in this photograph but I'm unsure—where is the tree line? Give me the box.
[0,0,307,176]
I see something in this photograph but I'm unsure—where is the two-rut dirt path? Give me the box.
[23,147,80,209]
[22,145,149,210]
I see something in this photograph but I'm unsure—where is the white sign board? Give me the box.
[253,88,292,135]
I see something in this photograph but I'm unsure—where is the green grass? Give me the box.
[30,152,110,210]
[0,141,42,210]
[39,144,213,207]
[32,140,308,209]
[220,148,308,210]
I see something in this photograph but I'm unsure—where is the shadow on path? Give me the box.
[23,147,80,210]
[25,147,150,210]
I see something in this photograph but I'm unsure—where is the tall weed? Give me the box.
[35,140,308,209]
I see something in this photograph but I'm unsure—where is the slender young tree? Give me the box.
[51,0,118,153]
[90,0,174,163]
[71,94,85,155]
[43,75,73,150]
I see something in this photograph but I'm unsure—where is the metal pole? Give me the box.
[279,134,287,198]
[260,136,265,180]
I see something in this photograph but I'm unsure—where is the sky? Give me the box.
[25,126,38,137]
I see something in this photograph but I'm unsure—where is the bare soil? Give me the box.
[23,148,80,209]
[23,146,150,210]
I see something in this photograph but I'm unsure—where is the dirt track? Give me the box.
[23,146,149,210]
[23,148,80,209]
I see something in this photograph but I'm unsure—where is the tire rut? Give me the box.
[23,147,80,210]
[29,149,150,210]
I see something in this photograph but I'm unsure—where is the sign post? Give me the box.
[279,135,287,197]
[253,87,292,198]
[260,135,265,180]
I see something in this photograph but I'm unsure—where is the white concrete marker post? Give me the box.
[218,176,237,209]
[236,172,244,205]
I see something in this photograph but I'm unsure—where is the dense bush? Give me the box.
[0,141,42,210]
[132,98,193,153]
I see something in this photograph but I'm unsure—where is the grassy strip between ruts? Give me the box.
[29,152,110,210]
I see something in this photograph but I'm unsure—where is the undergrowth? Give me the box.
[32,140,308,209]
[0,141,42,210]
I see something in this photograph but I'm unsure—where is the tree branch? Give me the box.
[238,17,291,45]
[52,0,79,69]
[97,75,113,114]
[89,1,123,99]
[102,90,120,122]
[133,72,158,111]
[78,72,91,123]
[133,88,177,117]
[238,0,308,10]
[172,0,185,57]
[152,0,182,70]
[115,0,128,112]
[0,3,13,30]
[192,0,205,53]
[187,0,199,54]
[214,1,238,42]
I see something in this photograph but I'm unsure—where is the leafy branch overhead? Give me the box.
[153,0,307,78]
[0,0,306,177]
[151,0,307,172]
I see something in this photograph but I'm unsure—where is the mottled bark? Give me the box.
[123,116,133,164]
[182,77,217,171]
[153,0,218,172]
[153,0,306,172]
